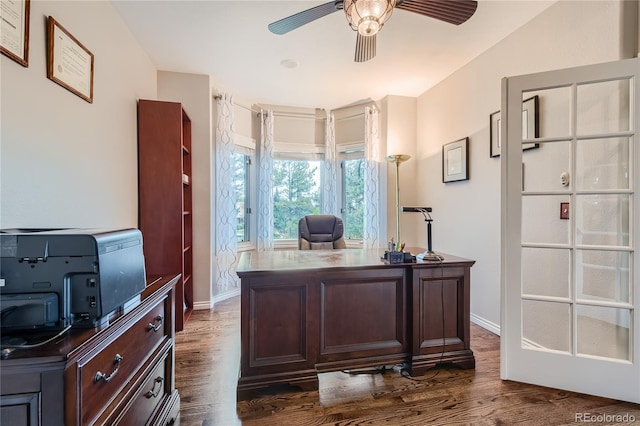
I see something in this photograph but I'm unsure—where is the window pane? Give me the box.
[522,247,570,298]
[233,153,249,243]
[576,249,630,304]
[575,137,630,191]
[575,194,630,247]
[273,159,321,239]
[523,86,571,139]
[522,194,571,245]
[577,305,630,361]
[522,141,571,192]
[577,78,631,135]
[522,300,571,352]
[342,158,364,239]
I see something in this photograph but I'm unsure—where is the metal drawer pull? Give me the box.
[147,315,163,332]
[145,376,164,398]
[94,354,123,383]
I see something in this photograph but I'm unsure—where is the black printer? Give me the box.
[0,228,146,330]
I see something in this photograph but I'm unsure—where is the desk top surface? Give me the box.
[236,248,474,276]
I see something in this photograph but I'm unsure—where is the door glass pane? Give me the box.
[522,195,571,244]
[523,141,571,192]
[576,250,630,303]
[523,86,571,139]
[522,248,570,298]
[576,137,630,190]
[522,300,571,352]
[577,305,630,361]
[577,79,632,135]
[575,194,630,247]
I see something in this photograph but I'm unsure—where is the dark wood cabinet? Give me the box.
[0,275,180,426]
[138,99,193,332]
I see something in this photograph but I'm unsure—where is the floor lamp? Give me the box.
[386,154,410,245]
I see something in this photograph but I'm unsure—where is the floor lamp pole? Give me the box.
[386,154,410,244]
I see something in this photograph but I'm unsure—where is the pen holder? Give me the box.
[388,251,404,264]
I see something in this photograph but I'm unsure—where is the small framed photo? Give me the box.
[489,95,539,158]
[46,16,94,103]
[442,137,469,183]
[0,0,30,67]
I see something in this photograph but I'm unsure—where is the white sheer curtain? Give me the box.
[363,105,383,249]
[323,111,338,215]
[214,93,239,290]
[257,109,274,251]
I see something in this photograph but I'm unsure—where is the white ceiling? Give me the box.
[111,0,556,110]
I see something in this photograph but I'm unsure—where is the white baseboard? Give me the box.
[213,287,240,304]
[192,287,241,311]
[193,300,213,310]
[470,313,501,336]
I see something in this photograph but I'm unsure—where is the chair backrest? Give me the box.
[298,215,347,250]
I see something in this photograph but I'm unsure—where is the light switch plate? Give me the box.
[560,202,569,220]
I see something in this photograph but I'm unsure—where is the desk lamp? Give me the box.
[402,206,440,261]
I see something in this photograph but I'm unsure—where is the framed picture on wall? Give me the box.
[46,16,94,103]
[443,137,469,183]
[490,95,539,158]
[0,0,30,67]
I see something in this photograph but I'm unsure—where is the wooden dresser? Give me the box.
[0,275,181,426]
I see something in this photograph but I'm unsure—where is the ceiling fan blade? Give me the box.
[268,0,343,35]
[396,0,478,25]
[354,33,376,63]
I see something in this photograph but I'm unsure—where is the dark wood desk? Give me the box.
[236,249,475,400]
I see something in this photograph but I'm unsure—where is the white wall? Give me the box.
[411,0,632,331]
[157,71,213,309]
[1,1,156,228]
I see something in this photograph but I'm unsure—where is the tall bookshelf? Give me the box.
[137,99,193,331]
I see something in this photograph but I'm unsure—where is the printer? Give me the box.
[0,228,147,330]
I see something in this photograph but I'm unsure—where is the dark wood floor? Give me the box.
[174,296,640,425]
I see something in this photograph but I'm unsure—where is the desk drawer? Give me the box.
[78,301,167,424]
[117,353,168,425]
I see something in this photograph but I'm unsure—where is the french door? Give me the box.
[501,58,640,403]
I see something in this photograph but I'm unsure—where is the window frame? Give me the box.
[271,155,324,248]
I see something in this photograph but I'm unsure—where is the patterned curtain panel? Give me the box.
[215,93,239,290]
[323,111,338,215]
[257,110,274,251]
[363,106,382,249]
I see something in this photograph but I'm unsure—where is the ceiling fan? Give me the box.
[268,0,478,63]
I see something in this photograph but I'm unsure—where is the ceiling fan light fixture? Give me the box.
[344,0,396,36]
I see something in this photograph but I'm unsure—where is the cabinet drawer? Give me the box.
[78,300,168,424]
[118,353,168,425]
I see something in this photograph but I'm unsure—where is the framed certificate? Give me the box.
[46,16,94,103]
[0,0,31,67]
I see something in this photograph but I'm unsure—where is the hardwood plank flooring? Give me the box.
[175,296,640,425]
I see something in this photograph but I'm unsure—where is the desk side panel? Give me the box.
[238,273,319,399]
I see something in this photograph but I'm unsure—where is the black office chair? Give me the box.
[298,215,347,250]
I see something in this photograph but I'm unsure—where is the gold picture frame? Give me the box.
[46,16,94,103]
[0,0,31,67]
